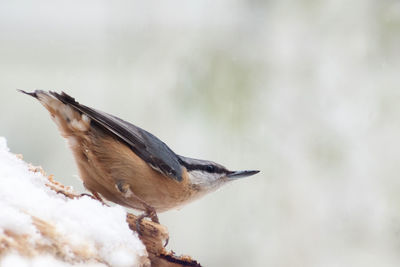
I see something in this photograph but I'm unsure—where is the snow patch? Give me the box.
[0,137,147,266]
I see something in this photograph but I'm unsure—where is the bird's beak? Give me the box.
[227,170,260,179]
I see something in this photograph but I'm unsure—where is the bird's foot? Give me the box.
[136,206,159,233]
[135,208,169,247]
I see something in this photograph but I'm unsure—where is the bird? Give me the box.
[19,90,259,224]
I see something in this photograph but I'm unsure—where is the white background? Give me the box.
[1,0,400,266]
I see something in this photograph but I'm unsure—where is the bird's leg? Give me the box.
[116,181,159,233]
[138,202,159,223]
[116,183,169,247]
[135,203,159,234]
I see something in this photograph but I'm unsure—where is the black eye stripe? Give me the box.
[206,165,214,172]
[186,164,225,173]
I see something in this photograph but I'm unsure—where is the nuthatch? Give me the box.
[19,90,259,223]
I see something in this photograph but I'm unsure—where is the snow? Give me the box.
[0,137,147,267]
[0,253,106,267]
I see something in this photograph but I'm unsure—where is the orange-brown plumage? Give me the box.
[75,130,196,212]
[19,90,259,222]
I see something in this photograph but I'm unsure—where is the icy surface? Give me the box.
[0,137,147,267]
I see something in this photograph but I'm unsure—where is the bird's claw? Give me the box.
[135,208,159,235]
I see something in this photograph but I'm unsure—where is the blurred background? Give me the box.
[1,0,400,266]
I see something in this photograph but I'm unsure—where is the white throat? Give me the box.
[188,170,227,192]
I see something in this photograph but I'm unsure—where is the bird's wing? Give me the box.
[50,91,183,182]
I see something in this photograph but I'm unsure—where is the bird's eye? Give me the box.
[206,165,215,172]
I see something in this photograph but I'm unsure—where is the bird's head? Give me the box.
[178,155,259,193]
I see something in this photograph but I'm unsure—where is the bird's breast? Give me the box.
[74,130,197,212]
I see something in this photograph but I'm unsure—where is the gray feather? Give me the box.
[49,91,183,182]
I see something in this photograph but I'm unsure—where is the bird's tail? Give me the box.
[18,90,91,142]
